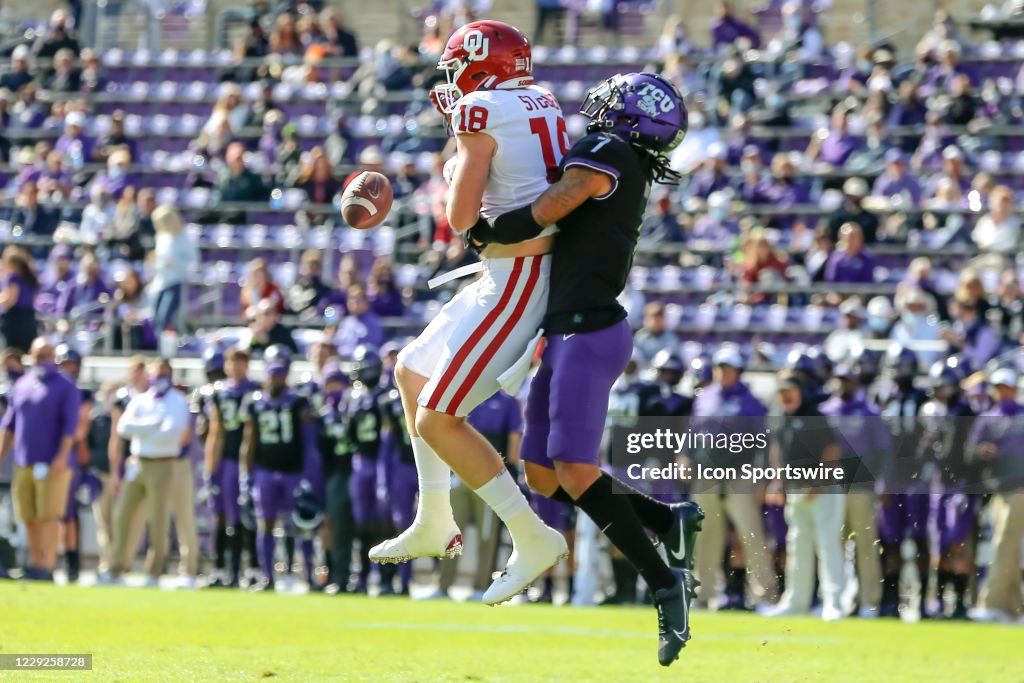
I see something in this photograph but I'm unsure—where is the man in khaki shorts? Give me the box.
[0,338,81,580]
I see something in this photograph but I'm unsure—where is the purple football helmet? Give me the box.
[580,72,688,159]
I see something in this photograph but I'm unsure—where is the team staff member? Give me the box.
[762,372,845,621]
[0,338,81,580]
[163,359,200,588]
[966,368,1024,622]
[106,358,191,585]
[691,344,776,610]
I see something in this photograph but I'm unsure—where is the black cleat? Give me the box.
[653,568,699,667]
[659,502,704,571]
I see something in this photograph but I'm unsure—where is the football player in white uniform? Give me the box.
[370,20,569,604]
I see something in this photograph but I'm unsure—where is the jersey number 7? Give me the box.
[529,116,570,184]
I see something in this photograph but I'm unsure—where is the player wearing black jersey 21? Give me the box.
[470,72,703,667]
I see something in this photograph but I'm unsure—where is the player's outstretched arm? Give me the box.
[447,132,496,233]
[470,167,612,245]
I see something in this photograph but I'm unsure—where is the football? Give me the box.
[340,171,394,229]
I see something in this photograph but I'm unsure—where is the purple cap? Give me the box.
[266,360,289,376]
[884,149,905,164]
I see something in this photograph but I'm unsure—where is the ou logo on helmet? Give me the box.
[463,30,490,62]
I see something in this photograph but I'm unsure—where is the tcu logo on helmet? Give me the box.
[463,30,490,61]
[636,83,676,116]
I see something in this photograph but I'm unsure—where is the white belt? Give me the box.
[428,262,485,290]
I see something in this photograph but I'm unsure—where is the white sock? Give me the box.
[412,436,453,524]
[474,469,545,540]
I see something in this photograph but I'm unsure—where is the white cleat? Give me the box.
[482,527,569,606]
[368,523,463,564]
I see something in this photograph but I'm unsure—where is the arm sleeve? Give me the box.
[116,397,160,437]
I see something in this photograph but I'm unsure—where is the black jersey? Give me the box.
[248,390,308,473]
[545,132,653,334]
[318,397,355,476]
[383,388,414,464]
[209,380,258,461]
[346,385,385,458]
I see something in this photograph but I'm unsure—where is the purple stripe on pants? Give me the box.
[350,455,385,526]
[212,458,241,524]
[523,319,633,467]
[929,492,978,549]
[252,467,302,522]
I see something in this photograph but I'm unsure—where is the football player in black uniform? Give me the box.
[55,345,94,584]
[240,345,320,592]
[470,72,701,666]
[318,361,356,593]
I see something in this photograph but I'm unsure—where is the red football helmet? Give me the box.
[433,20,533,116]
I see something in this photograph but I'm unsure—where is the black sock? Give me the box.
[65,550,79,579]
[285,535,296,574]
[227,525,242,580]
[215,519,227,571]
[936,569,951,608]
[726,566,746,598]
[575,475,675,592]
[551,471,674,535]
[952,574,968,608]
[245,527,259,572]
[882,573,900,605]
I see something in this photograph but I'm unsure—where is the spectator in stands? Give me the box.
[779,0,824,62]
[953,269,990,318]
[150,205,196,333]
[44,48,80,93]
[739,229,787,296]
[824,223,877,284]
[274,123,302,186]
[1,46,33,93]
[241,258,285,317]
[827,177,879,244]
[78,48,105,95]
[0,337,80,581]
[713,56,757,114]
[943,298,1001,369]
[944,74,977,126]
[249,297,298,355]
[661,53,706,98]
[866,295,896,338]
[56,251,111,319]
[333,283,384,355]
[686,142,731,200]
[993,270,1024,340]
[367,257,404,317]
[197,86,247,155]
[215,142,268,223]
[8,182,61,237]
[134,188,157,237]
[320,8,359,58]
[9,82,46,132]
[104,187,146,262]
[79,185,115,245]
[917,8,960,60]
[891,288,942,367]
[112,268,151,351]
[871,149,922,206]
[925,146,970,198]
[634,301,677,363]
[748,153,810,229]
[710,1,760,52]
[923,40,966,95]
[807,107,863,170]
[288,250,329,320]
[33,9,80,59]
[972,185,1020,253]
[90,148,131,201]
[295,146,342,204]
[237,18,269,62]
[0,246,40,351]
[887,81,928,130]
[94,110,137,164]
[657,15,693,58]
[54,110,92,169]
[37,150,73,200]
[641,186,685,244]
[924,177,966,211]
[690,190,737,248]
[269,13,304,57]
[258,110,285,166]
[36,244,74,316]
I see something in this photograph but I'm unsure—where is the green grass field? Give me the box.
[1,583,1021,682]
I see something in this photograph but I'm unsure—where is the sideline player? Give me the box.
[469,73,701,666]
[369,20,569,603]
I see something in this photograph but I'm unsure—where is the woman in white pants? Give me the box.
[761,374,846,621]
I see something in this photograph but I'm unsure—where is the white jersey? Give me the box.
[451,84,569,222]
